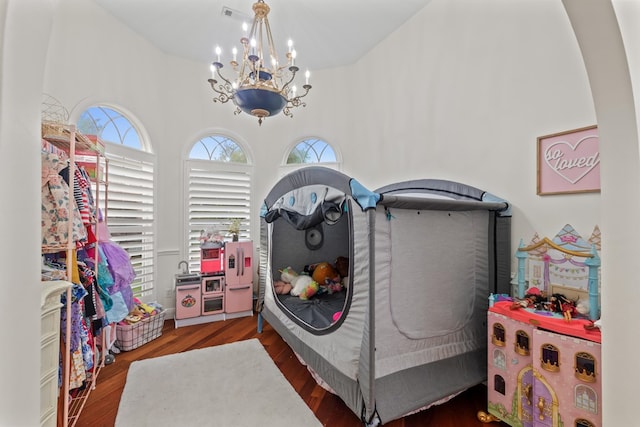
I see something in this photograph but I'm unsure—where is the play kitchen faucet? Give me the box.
[178,260,189,274]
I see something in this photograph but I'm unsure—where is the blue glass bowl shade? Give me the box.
[249,70,273,81]
[234,88,287,118]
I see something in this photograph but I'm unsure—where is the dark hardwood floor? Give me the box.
[75,315,508,427]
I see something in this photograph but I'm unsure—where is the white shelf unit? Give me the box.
[41,280,73,427]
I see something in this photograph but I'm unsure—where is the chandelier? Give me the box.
[208,0,312,125]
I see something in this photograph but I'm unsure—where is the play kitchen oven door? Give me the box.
[175,273,201,319]
[201,274,224,315]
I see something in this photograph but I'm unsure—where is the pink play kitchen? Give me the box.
[174,239,254,327]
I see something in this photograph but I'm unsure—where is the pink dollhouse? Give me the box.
[479,225,602,427]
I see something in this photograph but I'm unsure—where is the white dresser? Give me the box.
[41,281,72,427]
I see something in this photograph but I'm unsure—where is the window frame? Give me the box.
[75,104,156,299]
[280,137,341,176]
[104,142,156,298]
[184,134,253,273]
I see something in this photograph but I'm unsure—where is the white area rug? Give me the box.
[115,339,322,427]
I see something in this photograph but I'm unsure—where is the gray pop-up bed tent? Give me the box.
[257,166,511,425]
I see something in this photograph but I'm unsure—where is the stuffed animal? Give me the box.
[335,256,349,277]
[273,280,292,295]
[280,267,319,299]
[280,267,299,286]
[298,281,319,300]
[335,256,349,289]
[303,259,348,294]
[311,262,338,285]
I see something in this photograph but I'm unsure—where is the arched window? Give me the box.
[281,137,340,176]
[493,349,506,370]
[494,374,506,395]
[541,343,561,372]
[286,138,336,164]
[575,352,597,382]
[77,106,155,298]
[78,106,146,150]
[492,323,506,347]
[185,134,252,272]
[575,418,596,427]
[575,385,597,413]
[515,330,530,356]
[190,135,247,162]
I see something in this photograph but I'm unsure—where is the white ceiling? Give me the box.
[93,0,431,71]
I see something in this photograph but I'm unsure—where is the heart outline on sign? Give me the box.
[543,135,599,185]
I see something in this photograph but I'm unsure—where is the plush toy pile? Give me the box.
[273,256,349,300]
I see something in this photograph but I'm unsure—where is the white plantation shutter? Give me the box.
[105,144,156,297]
[186,159,252,272]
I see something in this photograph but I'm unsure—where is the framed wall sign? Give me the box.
[536,125,600,195]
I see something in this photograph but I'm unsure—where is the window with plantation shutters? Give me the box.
[105,144,155,297]
[77,106,156,298]
[187,135,252,273]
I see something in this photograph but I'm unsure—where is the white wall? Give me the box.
[563,0,640,423]
[349,0,600,239]
[0,0,55,425]
[0,0,637,424]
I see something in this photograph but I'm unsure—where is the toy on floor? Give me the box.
[280,267,319,300]
[274,257,350,299]
[335,256,349,288]
[304,259,345,294]
[299,281,319,300]
[273,280,292,295]
[310,262,338,285]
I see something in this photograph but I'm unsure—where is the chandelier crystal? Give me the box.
[208,0,312,125]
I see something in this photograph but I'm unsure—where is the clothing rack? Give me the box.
[41,122,108,427]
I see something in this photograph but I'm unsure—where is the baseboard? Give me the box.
[173,310,253,328]
[224,310,253,320]
[175,313,225,328]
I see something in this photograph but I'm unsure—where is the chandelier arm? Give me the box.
[213,67,235,90]
[287,99,306,109]
[280,67,299,93]
[282,106,293,118]
[208,78,233,103]
[286,84,312,103]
